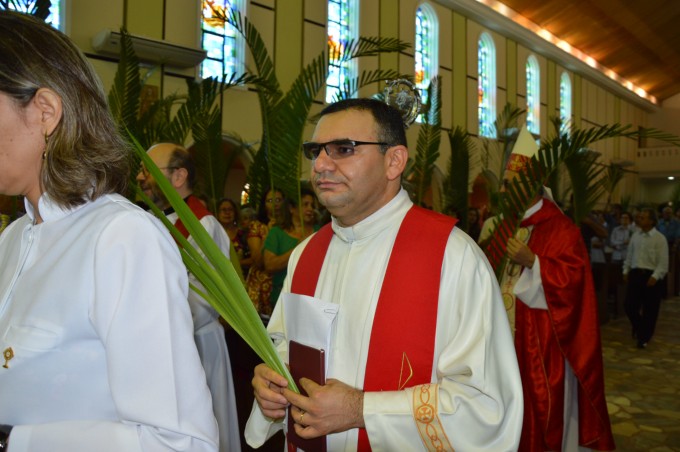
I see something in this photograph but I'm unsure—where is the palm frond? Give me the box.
[564,149,608,223]
[1,0,51,19]
[129,131,297,393]
[336,36,411,61]
[481,123,679,279]
[410,77,442,206]
[332,69,403,102]
[443,126,474,227]
[108,29,142,137]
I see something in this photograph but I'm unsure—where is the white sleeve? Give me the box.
[513,257,549,309]
[362,230,523,451]
[8,211,218,452]
[244,281,289,447]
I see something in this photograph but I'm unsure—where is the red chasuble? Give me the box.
[174,195,212,239]
[515,201,614,451]
[291,206,456,451]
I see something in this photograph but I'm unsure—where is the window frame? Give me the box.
[414,2,439,123]
[326,0,359,103]
[526,54,540,135]
[477,32,497,138]
[200,0,247,81]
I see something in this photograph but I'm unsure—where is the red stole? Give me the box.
[291,205,456,451]
[174,195,212,239]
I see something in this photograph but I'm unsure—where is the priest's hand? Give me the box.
[252,363,290,420]
[647,276,657,287]
[507,237,536,268]
[284,378,365,438]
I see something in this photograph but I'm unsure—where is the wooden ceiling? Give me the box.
[498,0,680,103]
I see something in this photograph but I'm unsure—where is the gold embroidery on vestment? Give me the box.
[412,384,455,451]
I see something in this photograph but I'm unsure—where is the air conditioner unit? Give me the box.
[92,29,207,68]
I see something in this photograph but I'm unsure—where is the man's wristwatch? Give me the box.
[0,424,12,450]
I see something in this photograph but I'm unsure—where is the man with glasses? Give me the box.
[245,99,522,450]
[137,143,241,452]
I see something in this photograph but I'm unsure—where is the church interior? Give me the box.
[2,0,680,450]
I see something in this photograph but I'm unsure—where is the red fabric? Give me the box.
[291,224,334,295]
[174,195,212,239]
[515,201,614,451]
[291,206,456,451]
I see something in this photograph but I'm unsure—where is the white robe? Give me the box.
[167,212,241,452]
[246,189,523,451]
[0,194,217,452]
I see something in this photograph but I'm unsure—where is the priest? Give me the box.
[245,98,523,451]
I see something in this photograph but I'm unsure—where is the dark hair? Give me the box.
[318,98,408,150]
[166,145,197,190]
[0,11,130,207]
[278,198,295,231]
[641,207,657,225]
[217,198,240,224]
[257,187,283,224]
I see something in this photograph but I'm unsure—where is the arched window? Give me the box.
[327,0,358,103]
[1,0,63,30]
[201,0,246,80]
[559,71,572,136]
[415,2,438,122]
[526,55,540,135]
[478,32,496,138]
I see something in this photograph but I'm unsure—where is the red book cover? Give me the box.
[287,340,327,452]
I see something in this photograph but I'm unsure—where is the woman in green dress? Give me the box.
[263,190,318,307]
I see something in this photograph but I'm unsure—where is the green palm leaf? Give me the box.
[332,69,403,102]
[481,124,680,279]
[336,37,410,61]
[411,77,442,206]
[444,126,475,228]
[1,0,51,20]
[130,131,297,393]
[210,3,411,208]
[108,29,142,139]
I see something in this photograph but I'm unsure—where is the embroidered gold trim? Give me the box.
[398,352,414,390]
[500,226,532,338]
[412,384,455,451]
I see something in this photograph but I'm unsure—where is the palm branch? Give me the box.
[478,104,526,215]
[602,163,626,211]
[129,132,297,393]
[563,148,608,223]
[482,124,680,279]
[209,5,410,208]
[108,29,142,141]
[0,0,51,19]
[443,126,475,228]
[409,76,442,206]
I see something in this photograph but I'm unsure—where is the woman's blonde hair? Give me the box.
[0,11,130,207]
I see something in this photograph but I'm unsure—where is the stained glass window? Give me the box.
[526,55,540,135]
[201,0,245,80]
[2,0,62,29]
[415,3,438,123]
[327,0,357,103]
[478,32,496,138]
[559,72,572,136]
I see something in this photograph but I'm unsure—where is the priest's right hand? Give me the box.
[252,363,290,420]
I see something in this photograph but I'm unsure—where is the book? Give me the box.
[287,340,327,452]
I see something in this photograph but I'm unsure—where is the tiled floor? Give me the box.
[602,296,680,451]
[228,297,680,451]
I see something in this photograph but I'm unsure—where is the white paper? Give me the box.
[281,292,338,370]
